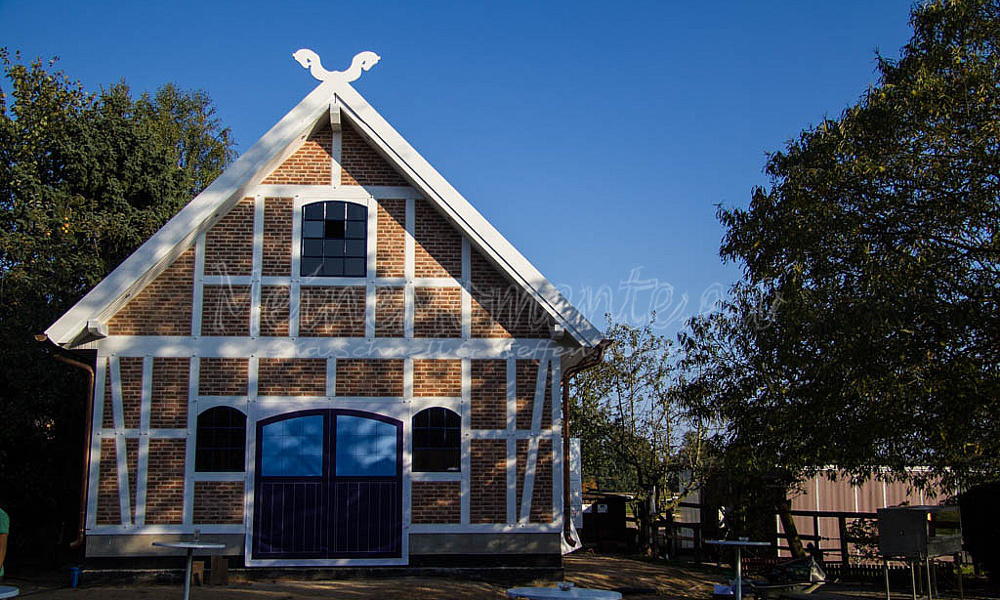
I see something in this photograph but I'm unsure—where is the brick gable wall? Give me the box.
[376,199,405,277]
[414,199,461,278]
[299,287,365,337]
[341,122,408,187]
[107,249,193,336]
[262,197,293,276]
[262,126,333,185]
[204,198,254,277]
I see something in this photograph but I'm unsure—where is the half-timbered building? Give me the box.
[45,51,604,568]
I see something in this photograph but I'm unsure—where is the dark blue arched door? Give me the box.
[252,410,402,560]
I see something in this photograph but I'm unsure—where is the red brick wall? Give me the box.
[260,286,290,337]
[96,438,119,525]
[193,481,244,524]
[471,360,506,429]
[375,288,404,337]
[414,199,462,278]
[108,249,193,336]
[201,285,251,336]
[299,287,365,337]
[151,357,189,429]
[145,438,186,525]
[470,439,506,524]
[198,358,248,395]
[411,481,461,524]
[413,288,461,338]
[413,359,461,397]
[262,125,332,185]
[257,358,326,396]
[376,199,405,278]
[517,439,554,524]
[262,197,293,276]
[101,362,114,428]
[470,249,554,339]
[117,358,143,429]
[336,359,403,397]
[204,198,253,277]
[341,122,408,187]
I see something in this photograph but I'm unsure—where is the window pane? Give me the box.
[326,202,346,220]
[301,258,323,277]
[344,258,365,277]
[346,203,366,220]
[325,220,346,239]
[260,415,324,477]
[303,239,324,257]
[345,221,365,240]
[303,221,324,238]
[324,241,345,257]
[345,240,365,258]
[322,259,344,276]
[336,416,397,476]
[304,203,324,220]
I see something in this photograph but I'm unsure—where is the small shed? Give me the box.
[581,492,635,550]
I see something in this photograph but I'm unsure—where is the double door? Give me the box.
[252,410,402,560]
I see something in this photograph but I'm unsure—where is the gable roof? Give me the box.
[46,72,603,349]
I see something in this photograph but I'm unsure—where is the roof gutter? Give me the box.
[561,340,609,548]
[34,334,94,551]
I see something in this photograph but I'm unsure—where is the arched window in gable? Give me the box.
[301,200,367,277]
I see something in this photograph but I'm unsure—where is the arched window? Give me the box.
[195,406,247,472]
[412,407,461,472]
[301,200,367,277]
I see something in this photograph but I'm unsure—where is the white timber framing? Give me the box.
[85,359,107,531]
[249,194,265,338]
[518,359,548,524]
[134,356,154,526]
[191,233,206,336]
[404,196,415,339]
[506,358,517,524]
[109,357,132,527]
[460,357,472,524]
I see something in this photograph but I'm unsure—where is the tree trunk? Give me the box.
[777,496,806,558]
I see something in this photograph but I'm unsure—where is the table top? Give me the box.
[0,585,20,599]
[152,541,227,551]
[705,539,772,548]
[506,586,622,600]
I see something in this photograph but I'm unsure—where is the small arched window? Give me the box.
[195,406,247,472]
[301,200,367,277]
[412,407,461,472]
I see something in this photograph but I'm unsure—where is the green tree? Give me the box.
[572,318,717,555]
[0,50,234,563]
[696,0,1000,495]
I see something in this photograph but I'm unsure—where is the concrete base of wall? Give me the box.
[86,533,244,558]
[85,532,562,571]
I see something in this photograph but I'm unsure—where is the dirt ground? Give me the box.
[1,553,986,600]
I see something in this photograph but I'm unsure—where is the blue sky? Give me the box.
[2,0,915,335]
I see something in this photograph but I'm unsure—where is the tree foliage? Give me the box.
[0,50,234,562]
[572,318,717,554]
[689,0,1000,491]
